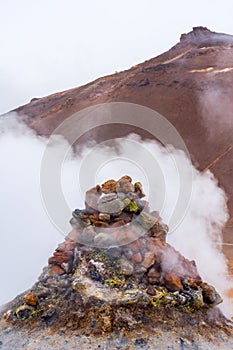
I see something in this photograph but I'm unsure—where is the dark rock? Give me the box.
[162,272,184,292]
[41,308,58,326]
[200,282,223,306]
[146,285,157,296]
[72,209,91,226]
[134,337,149,349]
[15,305,35,320]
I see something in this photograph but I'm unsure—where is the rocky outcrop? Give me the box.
[2,177,227,339]
[179,26,233,47]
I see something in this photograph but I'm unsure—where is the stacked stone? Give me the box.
[48,239,77,275]
[69,176,168,246]
[48,176,204,293]
[4,176,224,331]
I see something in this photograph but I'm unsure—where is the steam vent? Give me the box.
[2,176,233,348]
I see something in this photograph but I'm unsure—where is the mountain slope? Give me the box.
[12,26,233,261]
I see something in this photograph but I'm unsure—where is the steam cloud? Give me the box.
[0,113,232,318]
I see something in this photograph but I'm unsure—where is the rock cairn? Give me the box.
[48,175,221,300]
[4,176,223,333]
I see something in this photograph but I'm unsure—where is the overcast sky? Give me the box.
[1,0,233,114]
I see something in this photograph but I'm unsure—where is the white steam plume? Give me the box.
[0,114,232,318]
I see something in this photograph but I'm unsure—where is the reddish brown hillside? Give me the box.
[12,26,233,263]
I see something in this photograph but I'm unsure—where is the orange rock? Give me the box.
[49,250,73,265]
[24,292,38,306]
[93,221,109,228]
[50,264,65,275]
[119,175,132,182]
[89,213,100,223]
[162,272,184,292]
[101,179,117,194]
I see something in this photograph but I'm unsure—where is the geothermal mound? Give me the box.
[2,176,228,339]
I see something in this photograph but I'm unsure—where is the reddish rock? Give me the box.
[125,239,142,253]
[53,250,74,258]
[93,221,109,228]
[111,220,126,228]
[50,264,65,275]
[113,212,132,224]
[89,213,100,223]
[132,252,143,263]
[162,272,184,292]
[49,250,73,265]
[24,292,38,306]
[56,241,77,252]
[142,252,155,269]
[147,238,165,261]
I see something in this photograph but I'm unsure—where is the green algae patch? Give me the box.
[104,278,125,288]
[124,199,139,213]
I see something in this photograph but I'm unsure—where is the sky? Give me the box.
[1,0,233,114]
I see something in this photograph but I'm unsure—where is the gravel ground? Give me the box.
[1,319,233,350]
